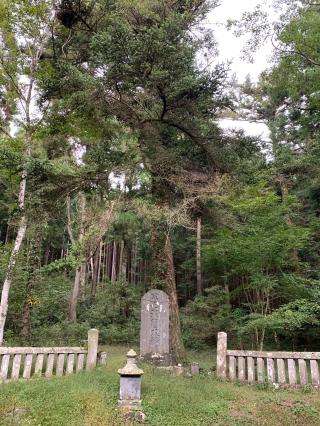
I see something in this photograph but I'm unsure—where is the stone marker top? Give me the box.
[118,349,144,376]
[141,289,169,303]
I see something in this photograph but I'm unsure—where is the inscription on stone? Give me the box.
[140,290,169,356]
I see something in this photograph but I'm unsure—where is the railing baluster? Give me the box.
[34,354,44,377]
[267,358,275,383]
[66,354,74,375]
[288,359,297,386]
[257,358,264,383]
[23,354,33,379]
[56,354,65,376]
[76,353,85,372]
[247,357,254,384]
[310,360,320,386]
[277,359,286,385]
[45,354,55,378]
[298,359,308,386]
[238,357,245,381]
[228,356,236,380]
[11,354,22,380]
[0,354,10,381]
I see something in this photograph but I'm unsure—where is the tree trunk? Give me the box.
[68,265,82,321]
[196,216,202,295]
[131,239,138,285]
[119,240,127,281]
[164,235,186,362]
[111,240,117,282]
[102,242,106,282]
[119,240,124,279]
[97,240,102,286]
[91,247,100,299]
[21,274,32,341]
[79,261,86,301]
[68,192,86,322]
[44,245,50,265]
[0,16,47,345]
[4,221,11,244]
[0,167,28,345]
[149,224,186,362]
[21,234,41,341]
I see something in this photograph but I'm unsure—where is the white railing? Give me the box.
[0,329,107,383]
[216,332,320,387]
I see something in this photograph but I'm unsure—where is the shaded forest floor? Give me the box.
[0,346,319,426]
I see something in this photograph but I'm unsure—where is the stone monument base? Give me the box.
[139,352,174,366]
[118,400,141,410]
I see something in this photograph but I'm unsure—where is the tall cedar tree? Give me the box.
[44,0,231,360]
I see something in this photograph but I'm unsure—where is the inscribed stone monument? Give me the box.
[140,290,169,363]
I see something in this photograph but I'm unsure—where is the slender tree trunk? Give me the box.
[68,192,86,322]
[79,262,86,301]
[111,241,117,282]
[97,241,102,286]
[106,242,109,280]
[21,234,41,341]
[102,242,106,282]
[0,161,28,345]
[119,240,127,281]
[21,245,32,341]
[107,242,111,280]
[119,240,123,275]
[149,224,186,362]
[0,216,27,345]
[69,266,82,321]
[196,216,202,295]
[164,235,186,362]
[91,247,99,299]
[128,243,132,284]
[0,16,48,345]
[132,238,138,285]
[44,245,50,265]
[5,221,11,244]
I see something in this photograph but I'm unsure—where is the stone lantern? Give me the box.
[118,349,144,410]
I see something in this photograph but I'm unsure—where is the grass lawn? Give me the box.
[0,346,319,425]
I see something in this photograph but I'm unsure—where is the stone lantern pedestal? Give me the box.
[118,349,144,410]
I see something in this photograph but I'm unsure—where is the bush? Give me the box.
[180,286,232,349]
[30,321,90,346]
[77,281,141,344]
[27,279,141,346]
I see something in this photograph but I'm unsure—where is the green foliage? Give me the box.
[181,287,231,349]
[78,282,141,344]
[204,185,309,277]
[3,269,141,346]
[198,182,316,348]
[241,299,320,340]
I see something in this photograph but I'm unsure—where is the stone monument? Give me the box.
[140,289,171,365]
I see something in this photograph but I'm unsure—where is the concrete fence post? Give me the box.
[216,332,227,379]
[98,351,107,365]
[86,328,99,370]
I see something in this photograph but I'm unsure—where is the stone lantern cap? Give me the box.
[118,349,144,376]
